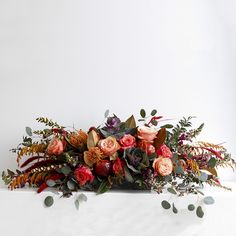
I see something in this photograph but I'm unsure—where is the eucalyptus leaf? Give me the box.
[199,172,208,182]
[44,196,54,207]
[151,109,157,116]
[196,206,204,218]
[77,193,88,202]
[61,166,72,175]
[46,179,56,187]
[75,199,80,210]
[140,109,146,118]
[167,187,177,195]
[25,127,32,136]
[161,200,171,210]
[203,196,215,205]
[172,203,178,214]
[161,124,174,129]
[188,204,195,211]
[104,109,109,118]
[67,180,76,190]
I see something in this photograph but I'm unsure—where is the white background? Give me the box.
[0,0,235,183]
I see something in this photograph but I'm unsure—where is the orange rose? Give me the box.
[69,129,88,149]
[47,138,64,155]
[137,126,157,142]
[98,136,120,156]
[153,157,173,176]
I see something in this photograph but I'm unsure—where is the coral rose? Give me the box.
[153,157,173,176]
[137,140,155,155]
[47,138,64,155]
[112,157,124,176]
[156,144,173,158]
[74,166,94,186]
[137,126,157,142]
[98,136,120,156]
[119,134,136,150]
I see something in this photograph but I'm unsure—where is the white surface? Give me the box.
[0,183,235,236]
[0,0,236,181]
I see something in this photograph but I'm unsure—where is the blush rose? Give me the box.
[98,136,120,156]
[137,126,157,142]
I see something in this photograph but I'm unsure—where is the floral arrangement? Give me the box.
[2,109,235,217]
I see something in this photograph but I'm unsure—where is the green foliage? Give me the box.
[196,206,204,218]
[151,109,157,116]
[2,170,14,185]
[97,180,111,194]
[188,204,195,211]
[140,109,146,118]
[75,193,88,210]
[104,109,109,118]
[167,187,177,195]
[25,127,32,136]
[172,203,178,214]
[36,117,63,128]
[203,196,215,205]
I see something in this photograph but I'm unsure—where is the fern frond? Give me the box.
[207,179,232,191]
[9,173,30,190]
[17,143,47,165]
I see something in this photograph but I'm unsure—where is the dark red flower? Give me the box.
[74,166,94,186]
[95,160,112,177]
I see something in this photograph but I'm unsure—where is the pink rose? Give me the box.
[119,134,136,149]
[156,144,173,158]
[74,166,94,186]
[47,138,64,155]
[137,126,157,142]
[153,157,173,176]
[98,136,120,156]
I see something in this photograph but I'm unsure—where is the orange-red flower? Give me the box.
[47,138,64,155]
[119,134,136,150]
[74,166,94,186]
[156,144,173,158]
[112,157,124,176]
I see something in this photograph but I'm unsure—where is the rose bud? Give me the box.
[95,160,112,177]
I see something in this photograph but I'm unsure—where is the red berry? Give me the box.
[95,160,112,177]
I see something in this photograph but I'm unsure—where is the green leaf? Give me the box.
[125,115,136,129]
[77,193,88,202]
[124,166,134,183]
[97,180,111,194]
[61,166,72,175]
[172,203,178,214]
[188,204,195,211]
[151,109,157,116]
[104,109,109,118]
[25,127,32,136]
[167,187,177,195]
[161,124,173,129]
[161,200,171,209]
[151,119,158,126]
[208,158,217,168]
[175,165,184,175]
[140,109,146,118]
[44,196,54,207]
[46,179,56,187]
[203,196,215,205]
[196,206,204,218]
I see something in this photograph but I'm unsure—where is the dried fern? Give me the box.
[9,173,30,190]
[187,159,200,176]
[207,179,232,191]
[17,143,47,165]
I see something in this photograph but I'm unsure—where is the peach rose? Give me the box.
[47,138,64,155]
[98,136,120,156]
[137,126,157,142]
[119,134,136,149]
[153,157,173,176]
